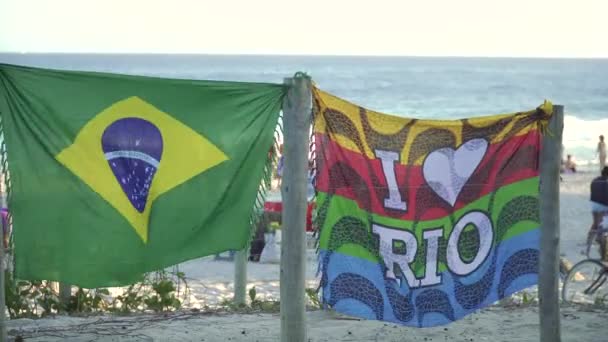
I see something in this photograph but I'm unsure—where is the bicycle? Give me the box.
[585,218,608,261]
[562,225,608,305]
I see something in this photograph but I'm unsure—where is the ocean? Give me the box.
[1,53,606,167]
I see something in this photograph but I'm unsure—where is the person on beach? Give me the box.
[587,166,608,258]
[598,135,606,170]
[564,154,577,173]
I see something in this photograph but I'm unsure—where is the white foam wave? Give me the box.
[562,114,608,166]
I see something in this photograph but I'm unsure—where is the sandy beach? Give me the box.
[5,306,608,342]
[5,170,608,341]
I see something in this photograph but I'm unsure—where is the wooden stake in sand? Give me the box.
[59,283,71,309]
[234,248,248,305]
[539,105,564,342]
[280,75,311,342]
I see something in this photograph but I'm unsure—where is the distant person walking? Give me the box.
[565,154,577,173]
[598,135,606,170]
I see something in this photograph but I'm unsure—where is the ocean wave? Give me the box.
[562,114,607,165]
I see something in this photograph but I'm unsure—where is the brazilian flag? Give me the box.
[0,63,285,287]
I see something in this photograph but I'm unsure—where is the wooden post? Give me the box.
[59,283,71,308]
[0,193,7,341]
[280,75,310,342]
[539,105,563,342]
[234,248,248,305]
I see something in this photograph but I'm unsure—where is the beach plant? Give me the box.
[144,278,181,312]
[218,298,240,311]
[111,270,188,313]
[517,291,539,306]
[5,267,190,317]
[174,270,190,299]
[3,273,65,319]
[249,286,257,303]
[4,272,37,318]
[251,299,280,312]
[305,287,322,309]
[216,287,280,313]
[65,287,110,314]
[110,283,146,313]
[37,283,62,316]
[247,286,280,312]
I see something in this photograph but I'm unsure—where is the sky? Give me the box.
[0,0,606,57]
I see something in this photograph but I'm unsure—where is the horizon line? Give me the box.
[0,51,607,60]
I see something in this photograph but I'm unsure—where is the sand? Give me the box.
[5,307,608,342]
[5,171,608,341]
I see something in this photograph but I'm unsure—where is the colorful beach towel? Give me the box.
[313,87,552,327]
